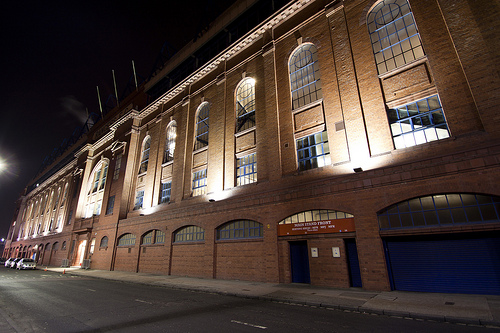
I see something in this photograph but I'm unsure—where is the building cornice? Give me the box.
[27,159,77,199]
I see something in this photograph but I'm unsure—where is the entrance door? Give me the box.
[289,241,310,283]
[76,240,87,266]
[345,239,362,287]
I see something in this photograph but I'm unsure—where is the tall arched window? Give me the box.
[367,0,424,74]
[235,78,256,133]
[164,120,177,164]
[289,43,322,110]
[194,102,209,151]
[84,160,109,218]
[139,136,151,174]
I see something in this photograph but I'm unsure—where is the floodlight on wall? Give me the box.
[353,167,363,173]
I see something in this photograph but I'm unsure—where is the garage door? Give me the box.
[384,233,500,295]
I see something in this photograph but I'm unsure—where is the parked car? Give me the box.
[16,258,36,270]
[4,258,16,267]
[9,258,21,268]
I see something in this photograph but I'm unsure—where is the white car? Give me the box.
[16,258,37,270]
[4,258,16,267]
[9,258,21,268]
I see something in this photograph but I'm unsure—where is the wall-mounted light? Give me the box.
[353,167,363,173]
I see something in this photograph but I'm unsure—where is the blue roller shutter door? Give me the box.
[385,234,500,295]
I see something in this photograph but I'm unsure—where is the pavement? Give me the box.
[44,266,500,329]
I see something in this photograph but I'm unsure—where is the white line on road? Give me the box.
[231,320,267,329]
[135,299,152,304]
[87,289,96,292]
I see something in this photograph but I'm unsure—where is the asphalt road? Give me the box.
[0,267,494,332]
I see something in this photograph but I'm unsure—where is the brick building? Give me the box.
[4,0,500,295]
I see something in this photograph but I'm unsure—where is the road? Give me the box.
[0,267,494,332]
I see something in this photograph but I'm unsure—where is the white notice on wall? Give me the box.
[311,247,318,258]
[332,247,340,257]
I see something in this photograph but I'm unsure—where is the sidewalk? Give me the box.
[45,266,500,328]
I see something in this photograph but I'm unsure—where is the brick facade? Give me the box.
[4,0,499,293]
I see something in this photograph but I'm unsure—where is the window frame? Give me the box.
[164,121,177,164]
[296,130,331,171]
[159,181,172,204]
[236,153,257,186]
[117,233,136,247]
[85,160,109,218]
[174,225,205,243]
[288,43,323,110]
[217,220,264,241]
[139,136,151,175]
[99,236,109,248]
[378,193,500,230]
[367,0,425,75]
[235,77,256,133]
[194,102,210,151]
[105,195,115,215]
[192,169,207,197]
[388,95,450,149]
[134,190,145,210]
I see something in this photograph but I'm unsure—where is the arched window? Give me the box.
[367,0,424,74]
[217,220,263,240]
[279,210,354,224]
[194,102,209,151]
[62,241,67,250]
[84,160,109,218]
[235,78,256,133]
[174,226,205,243]
[289,43,322,110]
[117,233,136,246]
[378,193,500,230]
[141,229,165,245]
[139,136,151,174]
[164,121,177,164]
[99,236,108,248]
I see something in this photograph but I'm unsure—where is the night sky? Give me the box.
[0,0,235,238]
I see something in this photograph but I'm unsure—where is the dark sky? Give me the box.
[0,0,235,239]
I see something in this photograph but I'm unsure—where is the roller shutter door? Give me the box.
[385,233,500,295]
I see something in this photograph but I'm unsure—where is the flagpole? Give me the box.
[112,70,119,107]
[96,86,104,119]
[132,60,138,90]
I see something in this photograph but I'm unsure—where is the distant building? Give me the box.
[4,0,500,295]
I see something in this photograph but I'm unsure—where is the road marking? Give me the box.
[135,299,152,304]
[87,289,96,292]
[231,320,267,329]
